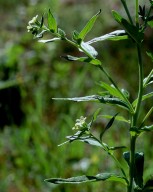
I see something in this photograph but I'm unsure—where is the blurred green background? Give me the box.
[0,0,153,191]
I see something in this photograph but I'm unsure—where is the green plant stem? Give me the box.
[98,65,134,114]
[128,135,137,192]
[134,45,144,125]
[121,0,133,25]
[135,0,139,25]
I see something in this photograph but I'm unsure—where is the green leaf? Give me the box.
[62,55,101,65]
[38,37,61,43]
[100,115,129,123]
[98,81,125,100]
[45,172,127,185]
[78,10,101,41]
[48,9,57,33]
[143,69,153,87]
[52,95,129,110]
[80,41,98,58]
[92,108,101,122]
[132,92,153,107]
[112,10,144,43]
[100,113,118,141]
[87,30,128,45]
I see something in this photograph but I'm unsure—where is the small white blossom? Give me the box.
[28,15,38,25]
[72,116,87,130]
[27,15,39,32]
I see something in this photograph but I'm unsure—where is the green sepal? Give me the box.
[45,172,127,185]
[112,10,144,44]
[62,55,101,65]
[78,10,101,41]
[48,9,57,33]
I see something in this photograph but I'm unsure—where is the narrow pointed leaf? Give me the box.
[132,92,153,107]
[112,10,144,43]
[52,95,129,110]
[87,30,128,45]
[100,113,118,140]
[45,172,127,185]
[62,55,101,65]
[98,81,124,100]
[78,10,101,41]
[48,9,57,33]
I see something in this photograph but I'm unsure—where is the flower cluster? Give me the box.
[27,15,40,35]
[72,116,87,130]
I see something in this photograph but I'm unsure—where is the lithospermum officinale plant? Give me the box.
[28,1,153,191]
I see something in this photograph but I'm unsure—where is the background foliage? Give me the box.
[0,0,153,191]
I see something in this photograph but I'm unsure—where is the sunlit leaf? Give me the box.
[98,82,124,100]
[48,9,57,33]
[45,172,127,185]
[78,10,101,41]
[87,30,128,45]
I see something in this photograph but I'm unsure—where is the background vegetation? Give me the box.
[0,0,153,191]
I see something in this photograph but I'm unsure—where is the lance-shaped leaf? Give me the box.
[38,37,61,43]
[48,9,57,33]
[98,81,125,100]
[100,113,118,141]
[45,172,127,185]
[52,95,129,110]
[112,10,144,44]
[132,92,153,107]
[87,30,128,45]
[78,10,101,41]
[62,55,101,65]
[146,51,153,62]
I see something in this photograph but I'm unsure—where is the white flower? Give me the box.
[72,116,87,130]
[28,15,38,25]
